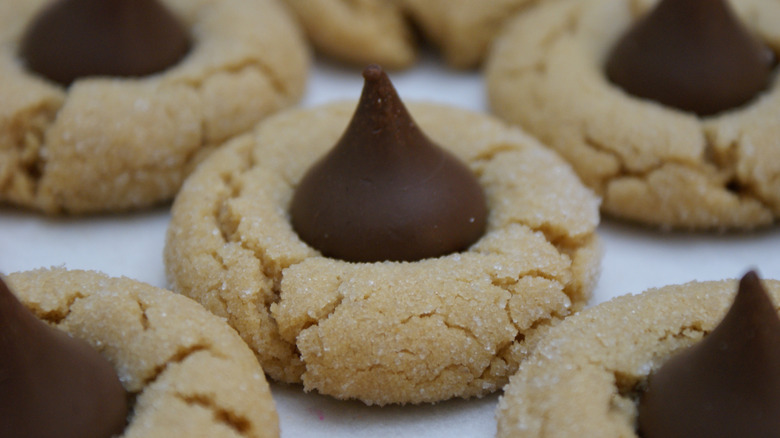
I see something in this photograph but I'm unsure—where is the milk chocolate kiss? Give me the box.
[637,271,780,438]
[20,0,191,86]
[289,65,488,263]
[0,277,128,438]
[605,0,775,116]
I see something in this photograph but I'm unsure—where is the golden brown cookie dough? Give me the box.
[0,0,308,214]
[5,267,279,438]
[486,0,780,230]
[281,0,415,70]
[282,0,539,69]
[164,101,601,405]
[496,277,780,438]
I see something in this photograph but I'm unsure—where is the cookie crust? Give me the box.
[486,0,780,230]
[496,277,780,438]
[165,101,601,404]
[5,268,279,438]
[282,0,540,69]
[0,0,308,214]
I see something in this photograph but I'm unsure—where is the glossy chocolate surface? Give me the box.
[637,271,780,438]
[0,278,128,438]
[20,0,191,86]
[290,65,487,263]
[605,0,775,116]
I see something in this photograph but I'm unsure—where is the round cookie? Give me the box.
[282,0,541,69]
[496,277,780,438]
[164,100,602,405]
[486,0,780,230]
[4,268,279,438]
[0,0,308,214]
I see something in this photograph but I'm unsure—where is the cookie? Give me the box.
[281,0,415,70]
[0,0,308,214]
[4,268,279,438]
[164,98,601,405]
[486,0,780,230]
[282,0,540,69]
[496,275,780,438]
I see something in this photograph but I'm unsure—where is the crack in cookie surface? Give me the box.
[141,344,211,388]
[175,392,252,435]
[32,291,86,324]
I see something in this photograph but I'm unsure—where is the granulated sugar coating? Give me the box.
[496,277,780,438]
[165,102,601,405]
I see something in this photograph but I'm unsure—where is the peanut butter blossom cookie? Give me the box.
[496,271,780,438]
[486,0,780,229]
[0,0,308,214]
[282,0,543,69]
[1,268,279,438]
[165,66,601,405]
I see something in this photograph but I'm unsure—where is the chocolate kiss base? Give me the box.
[290,65,487,263]
[605,0,775,116]
[0,278,128,438]
[637,271,780,438]
[20,0,191,86]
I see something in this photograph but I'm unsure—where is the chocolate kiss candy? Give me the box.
[637,271,780,438]
[20,0,191,86]
[290,65,488,263]
[605,0,775,116]
[0,277,128,438]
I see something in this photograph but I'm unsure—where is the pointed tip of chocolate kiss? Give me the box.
[20,0,191,86]
[740,269,762,294]
[0,276,128,438]
[605,0,775,116]
[290,66,487,263]
[354,64,408,128]
[726,269,780,339]
[637,270,780,438]
[735,269,765,312]
[363,64,384,81]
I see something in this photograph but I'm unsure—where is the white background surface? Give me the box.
[2,54,779,437]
